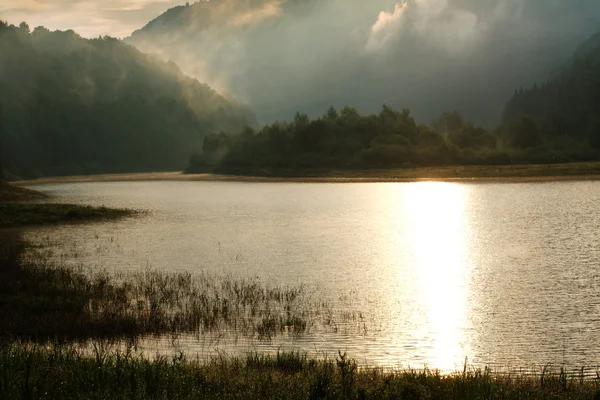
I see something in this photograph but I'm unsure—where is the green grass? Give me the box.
[1,344,599,399]
[0,203,135,228]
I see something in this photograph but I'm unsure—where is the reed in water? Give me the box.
[0,234,358,343]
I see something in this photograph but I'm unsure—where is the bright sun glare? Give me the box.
[394,182,471,370]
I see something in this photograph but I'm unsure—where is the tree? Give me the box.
[0,102,4,180]
[448,123,497,150]
[505,114,543,149]
[325,106,338,121]
[431,111,465,135]
[18,22,30,35]
[587,118,600,150]
[292,112,309,134]
[340,106,359,123]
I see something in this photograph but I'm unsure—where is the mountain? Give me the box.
[126,0,600,127]
[501,31,600,151]
[575,32,600,59]
[0,21,256,178]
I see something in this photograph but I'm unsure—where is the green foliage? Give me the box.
[503,115,543,149]
[0,101,4,180]
[588,118,600,150]
[431,110,465,136]
[0,21,256,178]
[501,32,600,148]
[187,106,510,174]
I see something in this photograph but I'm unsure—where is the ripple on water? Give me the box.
[23,180,600,371]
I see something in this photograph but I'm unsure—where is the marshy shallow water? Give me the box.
[22,180,600,372]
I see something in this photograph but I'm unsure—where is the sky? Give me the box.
[0,0,187,38]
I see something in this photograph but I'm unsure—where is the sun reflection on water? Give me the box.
[388,182,472,371]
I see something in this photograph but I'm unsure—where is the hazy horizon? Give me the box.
[0,0,187,38]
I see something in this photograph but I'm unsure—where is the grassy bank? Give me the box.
[14,161,600,185]
[0,181,47,202]
[205,161,600,181]
[0,203,134,228]
[1,344,598,400]
[0,181,136,228]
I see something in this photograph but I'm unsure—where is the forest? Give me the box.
[187,102,600,174]
[502,32,600,153]
[188,31,600,174]
[0,21,255,178]
[1,18,599,178]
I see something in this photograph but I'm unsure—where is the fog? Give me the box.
[126,0,600,126]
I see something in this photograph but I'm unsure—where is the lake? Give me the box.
[23,180,600,372]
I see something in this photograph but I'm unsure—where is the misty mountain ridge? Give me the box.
[0,21,256,178]
[502,30,600,148]
[126,0,600,127]
[186,25,600,175]
[575,32,600,60]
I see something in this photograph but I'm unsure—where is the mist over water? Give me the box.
[127,0,600,126]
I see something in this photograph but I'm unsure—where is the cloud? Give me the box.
[366,0,482,54]
[366,1,408,52]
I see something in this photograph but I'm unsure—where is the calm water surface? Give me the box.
[24,181,600,371]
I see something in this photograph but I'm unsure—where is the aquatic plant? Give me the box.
[0,236,341,343]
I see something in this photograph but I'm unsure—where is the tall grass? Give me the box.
[0,234,353,343]
[1,343,599,399]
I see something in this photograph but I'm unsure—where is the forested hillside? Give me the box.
[0,21,256,178]
[127,0,599,127]
[501,32,600,154]
[188,30,600,174]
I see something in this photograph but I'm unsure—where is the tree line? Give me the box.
[187,105,600,173]
[501,48,600,156]
[0,101,4,180]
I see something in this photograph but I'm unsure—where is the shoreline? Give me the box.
[0,182,136,227]
[12,167,600,186]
